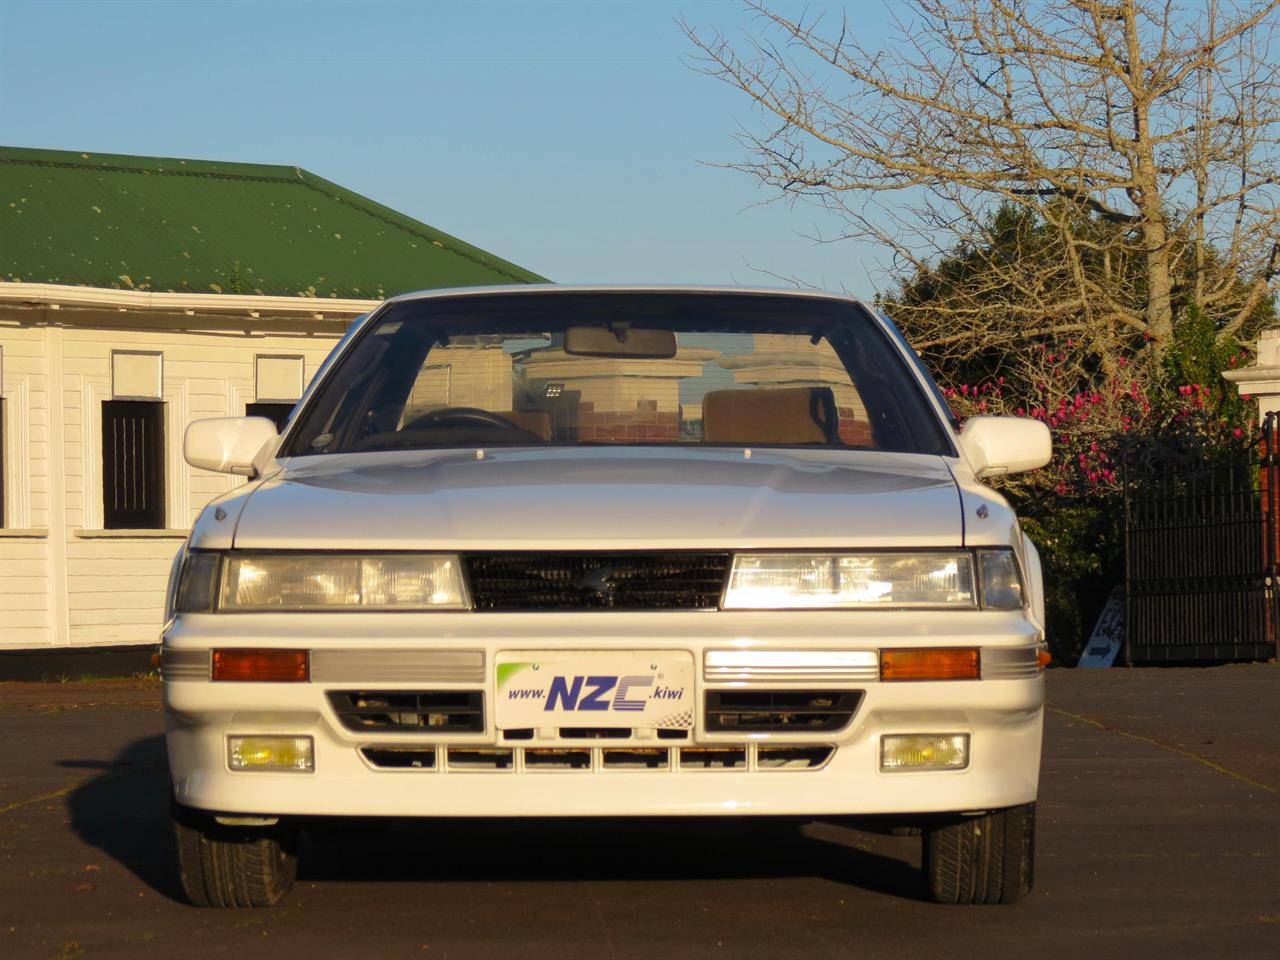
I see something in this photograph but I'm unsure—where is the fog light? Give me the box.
[228,735,314,772]
[880,733,969,771]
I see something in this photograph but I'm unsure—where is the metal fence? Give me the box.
[1122,415,1278,663]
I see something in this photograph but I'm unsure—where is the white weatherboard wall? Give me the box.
[0,287,373,649]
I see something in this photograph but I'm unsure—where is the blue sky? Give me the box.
[0,0,893,293]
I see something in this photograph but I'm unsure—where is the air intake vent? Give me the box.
[328,691,484,733]
[447,747,513,770]
[360,746,437,769]
[559,727,631,740]
[602,748,669,770]
[705,690,862,732]
[465,553,731,610]
[525,748,592,770]
[678,746,747,770]
[757,745,834,769]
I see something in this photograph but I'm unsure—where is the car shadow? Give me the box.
[64,735,924,903]
[299,814,924,901]
[62,734,185,903]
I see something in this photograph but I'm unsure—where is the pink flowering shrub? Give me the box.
[943,355,1253,498]
[929,309,1254,663]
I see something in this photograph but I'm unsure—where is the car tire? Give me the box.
[922,802,1035,904]
[172,799,298,907]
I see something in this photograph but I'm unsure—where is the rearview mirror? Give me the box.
[958,416,1052,478]
[185,417,279,476]
[564,326,677,359]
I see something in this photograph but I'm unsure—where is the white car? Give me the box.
[163,285,1051,907]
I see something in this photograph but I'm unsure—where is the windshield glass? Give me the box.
[285,292,952,457]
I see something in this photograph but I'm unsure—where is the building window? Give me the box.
[102,400,166,529]
[245,402,295,432]
[0,397,6,528]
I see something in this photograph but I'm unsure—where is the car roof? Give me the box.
[383,283,873,311]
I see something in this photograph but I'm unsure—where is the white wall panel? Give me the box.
[256,354,304,401]
[111,350,163,399]
[1,311,344,647]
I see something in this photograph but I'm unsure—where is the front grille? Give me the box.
[465,553,731,610]
[705,690,862,732]
[328,691,484,733]
[357,742,834,772]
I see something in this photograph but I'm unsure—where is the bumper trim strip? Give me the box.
[160,648,209,681]
[704,649,879,683]
[981,647,1041,680]
[310,650,484,684]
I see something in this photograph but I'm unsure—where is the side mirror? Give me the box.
[185,417,279,476]
[958,416,1051,478]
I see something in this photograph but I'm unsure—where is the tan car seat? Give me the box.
[500,410,552,440]
[702,387,838,444]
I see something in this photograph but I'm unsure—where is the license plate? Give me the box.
[495,651,695,730]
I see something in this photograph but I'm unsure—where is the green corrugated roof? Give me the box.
[0,145,546,298]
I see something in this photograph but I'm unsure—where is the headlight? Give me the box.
[174,551,222,613]
[977,549,1024,610]
[174,552,469,611]
[724,553,976,609]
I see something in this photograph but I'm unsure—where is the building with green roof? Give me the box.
[0,145,545,297]
[0,146,544,654]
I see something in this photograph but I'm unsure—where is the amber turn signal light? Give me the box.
[880,647,980,681]
[1037,648,1053,669]
[211,649,309,682]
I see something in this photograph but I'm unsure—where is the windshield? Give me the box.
[285,291,953,457]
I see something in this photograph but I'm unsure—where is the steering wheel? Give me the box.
[409,407,524,431]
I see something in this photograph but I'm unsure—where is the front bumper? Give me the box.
[163,610,1044,818]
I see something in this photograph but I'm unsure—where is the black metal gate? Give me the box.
[1123,415,1279,663]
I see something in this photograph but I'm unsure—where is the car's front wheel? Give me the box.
[922,802,1035,904]
[172,799,298,907]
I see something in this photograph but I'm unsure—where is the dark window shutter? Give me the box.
[102,400,166,529]
[0,397,5,528]
[245,402,294,433]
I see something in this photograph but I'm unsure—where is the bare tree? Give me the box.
[684,0,1280,373]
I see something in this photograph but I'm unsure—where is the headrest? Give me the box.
[702,387,837,444]
[501,410,552,440]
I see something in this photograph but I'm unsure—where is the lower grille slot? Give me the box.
[525,748,592,770]
[446,747,513,770]
[328,691,484,733]
[361,746,437,769]
[602,748,670,770]
[757,745,834,769]
[705,690,862,732]
[559,727,631,740]
[679,746,747,770]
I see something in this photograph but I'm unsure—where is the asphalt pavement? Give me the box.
[1,666,1277,960]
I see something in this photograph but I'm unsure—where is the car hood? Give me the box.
[228,447,963,550]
